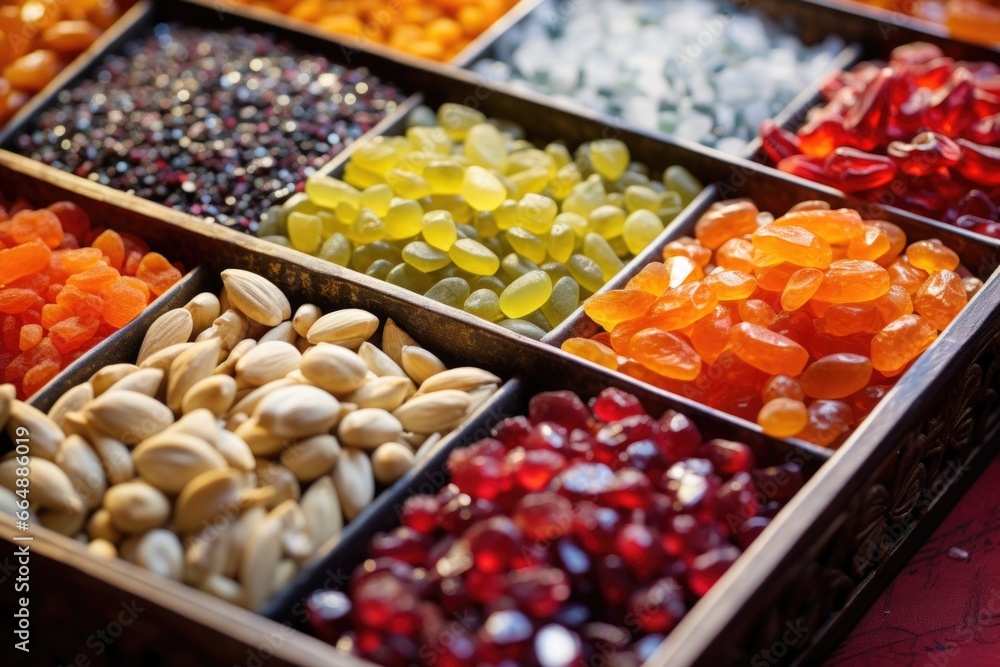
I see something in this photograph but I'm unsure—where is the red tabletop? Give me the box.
[826,456,1000,666]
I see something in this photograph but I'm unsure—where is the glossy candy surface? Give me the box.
[306,389,803,666]
[0,197,182,398]
[265,104,702,338]
[567,199,970,446]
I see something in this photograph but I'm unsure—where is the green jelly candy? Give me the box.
[540,262,571,282]
[525,309,553,333]
[498,319,547,340]
[584,233,625,281]
[465,123,508,172]
[499,270,553,319]
[494,200,520,230]
[318,233,352,266]
[424,160,465,195]
[406,104,437,128]
[546,222,575,263]
[507,227,547,264]
[437,103,487,140]
[305,176,360,210]
[387,263,435,294]
[623,209,666,255]
[352,141,400,175]
[425,277,471,309]
[567,254,606,293]
[474,211,500,239]
[659,205,684,224]
[427,194,472,224]
[474,275,507,296]
[361,184,394,216]
[260,235,291,248]
[384,198,423,241]
[402,241,452,273]
[517,193,558,234]
[501,253,539,280]
[509,167,550,196]
[549,163,582,201]
[462,166,507,212]
[483,237,504,258]
[257,206,283,237]
[386,169,431,200]
[343,162,385,190]
[353,242,402,273]
[349,208,386,245]
[588,205,626,240]
[589,139,630,181]
[562,176,606,218]
[366,259,395,281]
[406,125,452,155]
[624,185,662,213]
[422,210,458,250]
[664,165,703,204]
[464,288,503,322]
[545,142,572,168]
[541,276,580,327]
[450,239,500,276]
[554,211,588,239]
[287,212,323,254]
[456,223,478,240]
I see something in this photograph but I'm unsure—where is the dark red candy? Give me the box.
[956,139,1000,187]
[797,115,849,158]
[926,68,976,135]
[513,492,574,542]
[751,463,804,503]
[369,527,428,565]
[524,421,570,453]
[529,390,592,430]
[956,189,998,222]
[615,523,665,579]
[467,516,523,574]
[589,387,645,422]
[512,447,568,491]
[969,113,1000,145]
[507,566,571,618]
[759,119,802,163]
[886,131,962,176]
[688,545,742,596]
[477,610,535,662]
[824,148,898,192]
[401,495,440,534]
[306,590,352,643]
[656,409,702,459]
[777,154,839,189]
[736,515,772,549]
[493,416,534,448]
[696,439,755,477]
[714,471,759,533]
[555,462,616,500]
[626,577,687,633]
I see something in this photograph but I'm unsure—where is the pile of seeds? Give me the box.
[0,269,500,609]
[12,24,403,230]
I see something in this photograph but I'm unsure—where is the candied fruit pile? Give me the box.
[231,0,518,62]
[563,199,977,446]
[261,103,702,339]
[760,42,1000,237]
[305,389,802,666]
[847,0,999,49]
[0,198,183,398]
[0,0,125,126]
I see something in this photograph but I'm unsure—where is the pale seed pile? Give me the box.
[0,269,500,609]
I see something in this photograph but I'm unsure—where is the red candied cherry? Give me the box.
[571,501,622,555]
[615,523,666,579]
[555,537,593,582]
[596,554,635,606]
[524,421,570,453]
[751,462,804,502]
[662,515,726,560]
[306,590,352,643]
[714,472,759,534]
[593,415,656,464]
[467,568,508,604]
[514,541,553,569]
[369,527,428,565]
[696,439,755,476]
[688,544,742,596]
[618,439,669,477]
[567,428,599,459]
[590,387,646,422]
[509,447,569,492]
[493,415,534,448]
[534,624,584,667]
[627,577,687,633]
[529,390,593,430]
[467,515,524,574]
[436,630,477,667]
[441,494,500,533]
[356,630,418,667]
[736,515,771,549]
[656,409,702,459]
[401,494,441,534]
[353,572,420,635]
[448,438,507,500]
[507,565,571,618]
[477,609,535,662]
[438,575,474,614]
[603,468,653,510]
[350,558,416,594]
[554,462,616,500]
[513,491,574,542]
[660,459,721,520]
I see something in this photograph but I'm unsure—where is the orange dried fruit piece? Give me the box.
[738,299,776,327]
[811,260,891,303]
[757,397,808,438]
[887,257,929,295]
[625,262,671,296]
[689,304,732,365]
[48,201,91,240]
[21,359,60,397]
[870,314,937,374]
[628,328,702,381]
[18,323,42,351]
[561,337,619,371]
[584,289,655,331]
[119,276,151,302]
[715,237,755,273]
[91,229,125,271]
[753,262,799,291]
[53,247,103,276]
[65,265,120,294]
[662,238,712,268]
[647,282,718,331]
[730,322,809,376]
[868,220,906,265]
[905,240,959,273]
[771,208,865,245]
[751,225,832,269]
[135,252,182,296]
[661,256,703,288]
[780,268,824,311]
[56,284,103,319]
[0,239,52,286]
[694,199,759,249]
[847,225,891,262]
[40,302,73,329]
[799,353,873,399]
[0,288,41,314]
[10,208,64,248]
[761,375,805,403]
[703,269,756,301]
[913,269,967,331]
[49,315,100,354]
[102,280,147,329]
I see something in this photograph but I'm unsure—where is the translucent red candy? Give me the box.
[0,198,183,398]
[307,389,800,666]
[567,200,969,446]
[761,43,1000,238]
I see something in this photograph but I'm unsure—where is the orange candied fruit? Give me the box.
[227,0,519,62]
[0,197,183,398]
[566,199,971,447]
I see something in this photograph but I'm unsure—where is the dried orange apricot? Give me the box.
[91,228,125,271]
[135,252,182,296]
[102,280,147,328]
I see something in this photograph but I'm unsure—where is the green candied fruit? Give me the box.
[623,209,666,255]
[562,176,606,218]
[384,198,423,241]
[588,205,626,240]
[541,276,581,327]
[353,242,402,273]
[260,235,291,248]
[506,227,547,264]
[464,289,503,322]
[664,165,703,205]
[498,319,547,340]
[525,309,553,333]
[450,239,500,276]
[473,275,507,296]
[318,233,352,267]
[437,103,487,140]
[386,263,435,294]
[287,212,323,254]
[464,123,509,172]
[365,259,395,281]
[360,184,394,216]
[589,139,630,180]
[583,233,625,281]
[567,254,605,293]
[517,193,558,234]
[473,211,500,239]
[305,175,360,210]
[539,262,571,282]
[350,208,386,245]
[462,166,507,212]
[424,277,472,309]
[499,270,553,319]
[501,253,539,281]
[624,185,663,213]
[545,222,575,264]
[402,241,452,273]
[422,210,458,251]
[385,169,431,200]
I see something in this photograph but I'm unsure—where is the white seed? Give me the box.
[105,367,165,398]
[337,408,403,450]
[167,338,223,413]
[132,433,228,494]
[254,385,340,439]
[6,400,64,460]
[103,481,170,534]
[280,434,341,482]
[185,292,221,337]
[128,529,184,581]
[292,304,322,338]
[90,364,139,396]
[137,308,194,364]
[235,341,301,387]
[221,269,291,327]
[299,343,368,396]
[371,442,415,485]
[401,346,447,385]
[300,476,342,553]
[258,321,298,345]
[332,448,374,521]
[182,374,238,416]
[214,338,256,376]
[357,342,407,378]
[47,383,93,432]
[306,309,379,348]
[55,434,106,511]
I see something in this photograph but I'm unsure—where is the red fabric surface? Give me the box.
[827,456,1000,666]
